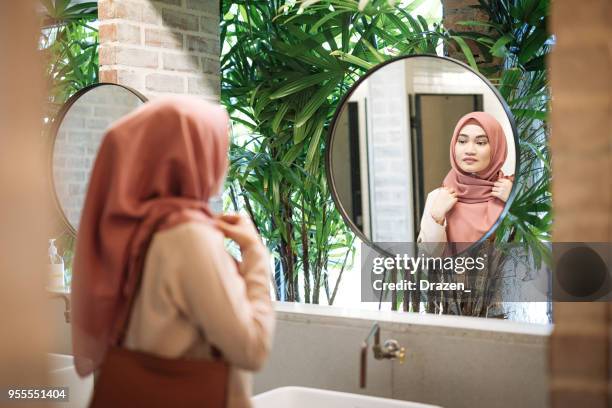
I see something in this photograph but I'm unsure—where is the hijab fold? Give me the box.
[442,111,511,244]
[71,96,229,376]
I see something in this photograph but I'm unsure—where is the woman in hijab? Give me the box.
[417,111,513,255]
[71,95,275,407]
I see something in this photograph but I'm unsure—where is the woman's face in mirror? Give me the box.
[454,123,491,174]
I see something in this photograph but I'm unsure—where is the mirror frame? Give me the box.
[48,82,148,236]
[325,54,521,256]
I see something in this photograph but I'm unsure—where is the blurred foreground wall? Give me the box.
[0,2,52,406]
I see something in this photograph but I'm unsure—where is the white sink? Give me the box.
[48,353,93,408]
[253,386,441,408]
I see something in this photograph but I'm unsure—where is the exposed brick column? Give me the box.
[442,0,483,33]
[442,0,494,66]
[548,0,611,407]
[98,0,220,101]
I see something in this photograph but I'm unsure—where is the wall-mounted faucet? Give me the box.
[360,323,406,388]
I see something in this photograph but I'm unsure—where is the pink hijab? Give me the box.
[71,95,229,376]
[442,111,511,245]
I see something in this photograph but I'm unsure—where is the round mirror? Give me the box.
[326,55,518,254]
[50,83,147,234]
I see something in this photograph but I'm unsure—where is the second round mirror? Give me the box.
[51,83,147,234]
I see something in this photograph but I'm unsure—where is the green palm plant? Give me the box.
[450,0,553,268]
[220,0,450,303]
[221,0,551,313]
[40,0,99,108]
[427,0,552,319]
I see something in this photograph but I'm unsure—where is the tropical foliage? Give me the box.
[221,0,552,313]
[37,0,552,315]
[457,0,552,269]
[221,0,455,303]
[40,0,99,109]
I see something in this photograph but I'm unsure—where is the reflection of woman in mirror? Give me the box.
[417,112,513,254]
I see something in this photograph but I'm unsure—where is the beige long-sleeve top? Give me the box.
[123,221,275,408]
[417,188,447,257]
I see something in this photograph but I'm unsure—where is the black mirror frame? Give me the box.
[47,82,148,237]
[324,54,521,258]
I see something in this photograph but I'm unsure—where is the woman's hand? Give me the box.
[214,213,262,250]
[430,187,457,225]
[491,178,513,202]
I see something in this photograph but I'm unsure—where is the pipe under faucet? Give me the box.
[360,322,406,388]
[49,291,70,323]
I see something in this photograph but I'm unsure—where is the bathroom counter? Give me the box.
[272,302,552,341]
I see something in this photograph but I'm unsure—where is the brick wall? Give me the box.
[442,0,494,66]
[98,0,220,101]
[53,86,143,229]
[548,0,611,407]
[97,0,222,211]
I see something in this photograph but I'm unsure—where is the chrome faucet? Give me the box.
[360,323,406,388]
